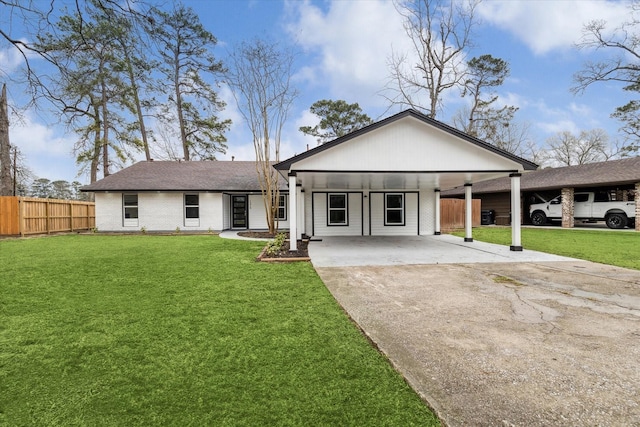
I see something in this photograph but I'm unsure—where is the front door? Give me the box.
[232,195,248,228]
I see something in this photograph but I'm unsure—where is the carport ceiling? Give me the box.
[296,171,516,190]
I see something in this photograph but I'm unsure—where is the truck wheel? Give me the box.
[531,211,547,226]
[605,213,627,229]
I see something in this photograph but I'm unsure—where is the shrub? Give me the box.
[265,232,287,255]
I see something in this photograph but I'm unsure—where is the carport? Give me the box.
[275,110,537,251]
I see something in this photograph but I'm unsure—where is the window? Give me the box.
[574,193,589,203]
[123,194,138,226]
[185,194,199,226]
[185,194,199,218]
[328,193,348,226]
[385,193,404,225]
[594,192,610,203]
[275,194,287,221]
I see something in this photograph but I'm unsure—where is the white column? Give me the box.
[510,173,523,251]
[434,189,441,235]
[296,185,303,241]
[288,172,297,251]
[464,183,473,242]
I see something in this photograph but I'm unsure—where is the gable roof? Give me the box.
[82,160,286,192]
[442,156,640,195]
[274,109,538,172]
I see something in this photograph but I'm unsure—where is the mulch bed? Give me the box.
[239,231,310,260]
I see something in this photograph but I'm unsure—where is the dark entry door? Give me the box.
[232,195,248,228]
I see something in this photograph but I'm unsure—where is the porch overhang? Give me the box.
[285,169,521,191]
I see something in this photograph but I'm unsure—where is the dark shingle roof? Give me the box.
[442,156,640,195]
[82,161,286,192]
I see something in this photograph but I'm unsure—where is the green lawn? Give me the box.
[0,235,439,426]
[455,227,640,270]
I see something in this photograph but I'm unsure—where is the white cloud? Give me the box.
[477,0,630,55]
[291,109,320,149]
[8,108,80,181]
[286,0,407,111]
[0,42,29,76]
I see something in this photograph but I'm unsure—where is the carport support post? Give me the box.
[434,189,441,235]
[510,173,523,251]
[288,172,297,251]
[296,184,303,241]
[464,184,473,242]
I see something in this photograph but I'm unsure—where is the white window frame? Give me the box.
[385,193,405,226]
[184,193,200,227]
[275,194,287,221]
[123,193,139,227]
[327,193,348,226]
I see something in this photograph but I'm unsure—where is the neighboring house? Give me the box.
[83,109,537,249]
[82,161,289,232]
[442,156,640,231]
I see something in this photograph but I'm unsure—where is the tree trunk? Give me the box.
[0,84,13,196]
[90,102,101,184]
[122,44,151,161]
[174,51,190,161]
[101,76,110,177]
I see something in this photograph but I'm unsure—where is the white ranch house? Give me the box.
[83,110,537,250]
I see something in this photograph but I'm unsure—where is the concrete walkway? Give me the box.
[218,230,270,241]
[310,236,640,426]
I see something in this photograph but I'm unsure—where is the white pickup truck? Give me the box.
[529,191,636,229]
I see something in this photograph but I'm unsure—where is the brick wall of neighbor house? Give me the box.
[95,192,224,232]
[561,187,575,228]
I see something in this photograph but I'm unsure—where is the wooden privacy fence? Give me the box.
[0,197,95,236]
[440,198,481,230]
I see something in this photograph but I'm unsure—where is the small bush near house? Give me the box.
[0,235,438,426]
[265,232,287,255]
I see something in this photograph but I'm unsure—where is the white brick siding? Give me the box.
[247,193,290,230]
[370,192,418,236]
[419,189,436,235]
[95,192,224,232]
[312,192,363,236]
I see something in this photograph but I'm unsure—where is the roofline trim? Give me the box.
[82,188,287,193]
[288,169,521,174]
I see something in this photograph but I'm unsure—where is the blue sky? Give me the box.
[0,0,633,184]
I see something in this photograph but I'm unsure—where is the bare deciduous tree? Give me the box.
[225,38,298,234]
[573,2,640,156]
[546,129,610,166]
[385,0,480,118]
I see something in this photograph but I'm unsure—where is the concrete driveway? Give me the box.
[309,235,640,426]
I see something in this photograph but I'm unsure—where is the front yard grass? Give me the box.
[0,235,439,426]
[456,227,640,270]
